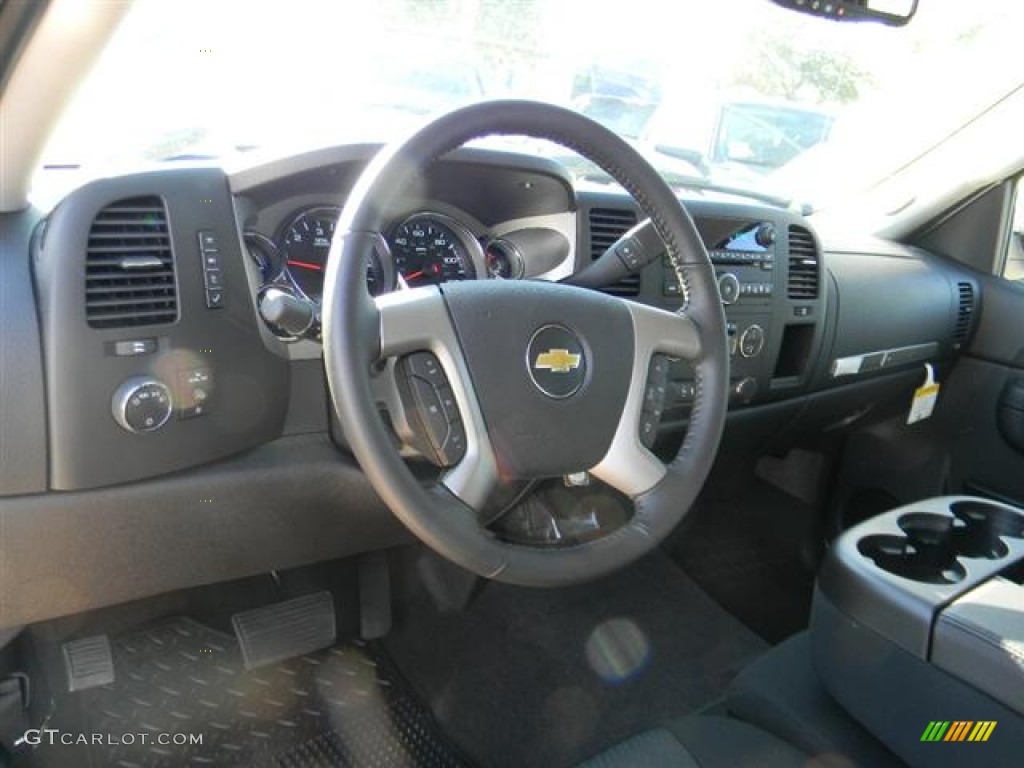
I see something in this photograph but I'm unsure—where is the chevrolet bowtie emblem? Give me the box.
[533,348,582,373]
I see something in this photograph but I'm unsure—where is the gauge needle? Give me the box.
[288,259,323,271]
[404,269,425,281]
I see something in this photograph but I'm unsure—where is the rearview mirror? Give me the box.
[770,0,918,27]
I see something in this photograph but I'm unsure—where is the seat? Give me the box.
[578,716,809,767]
[726,632,904,767]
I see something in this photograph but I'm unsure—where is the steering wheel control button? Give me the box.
[643,355,669,418]
[640,354,671,448]
[527,325,586,399]
[198,231,225,309]
[663,269,683,297]
[717,272,740,304]
[397,353,466,467]
[406,352,447,388]
[178,368,213,419]
[739,324,766,358]
[112,377,173,433]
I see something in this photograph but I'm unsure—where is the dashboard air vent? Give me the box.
[787,225,819,300]
[85,197,177,329]
[589,207,640,297]
[953,281,975,347]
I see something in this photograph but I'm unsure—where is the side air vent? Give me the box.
[85,197,177,329]
[787,225,820,300]
[589,207,640,297]
[952,281,975,347]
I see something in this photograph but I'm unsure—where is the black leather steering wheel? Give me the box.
[323,101,728,587]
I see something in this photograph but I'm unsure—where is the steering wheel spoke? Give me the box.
[590,302,703,497]
[375,287,499,512]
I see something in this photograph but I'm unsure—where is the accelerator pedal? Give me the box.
[231,591,336,670]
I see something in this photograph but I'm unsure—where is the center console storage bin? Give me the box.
[812,496,1024,766]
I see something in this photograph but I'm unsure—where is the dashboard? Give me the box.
[0,141,986,628]
[20,144,980,492]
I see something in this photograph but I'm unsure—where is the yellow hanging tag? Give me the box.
[908,363,940,425]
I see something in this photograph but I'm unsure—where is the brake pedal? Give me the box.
[63,635,114,692]
[231,591,336,670]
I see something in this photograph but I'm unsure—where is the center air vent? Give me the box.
[787,225,819,300]
[953,281,975,348]
[85,197,177,329]
[588,207,640,297]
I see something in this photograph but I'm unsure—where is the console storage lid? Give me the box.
[933,576,1024,716]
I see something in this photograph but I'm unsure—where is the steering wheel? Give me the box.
[323,101,728,587]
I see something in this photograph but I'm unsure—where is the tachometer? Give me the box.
[390,214,476,286]
[280,207,385,299]
[280,207,336,300]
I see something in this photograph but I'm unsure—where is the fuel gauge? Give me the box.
[243,231,284,285]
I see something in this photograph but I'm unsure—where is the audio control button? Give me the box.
[717,273,740,304]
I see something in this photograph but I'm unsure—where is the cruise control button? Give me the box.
[639,413,658,449]
[410,378,450,451]
[441,420,467,465]
[437,385,459,422]
[406,352,447,388]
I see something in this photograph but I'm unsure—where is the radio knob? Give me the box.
[755,223,776,248]
[717,273,741,304]
[112,376,173,433]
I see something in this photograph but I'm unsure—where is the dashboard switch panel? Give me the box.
[397,352,466,467]
[198,231,225,309]
[177,368,213,419]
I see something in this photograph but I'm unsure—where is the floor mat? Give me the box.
[37,617,466,768]
[670,480,818,644]
[384,551,768,768]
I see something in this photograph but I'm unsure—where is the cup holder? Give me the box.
[857,503,1024,584]
[951,500,1024,545]
[857,513,966,584]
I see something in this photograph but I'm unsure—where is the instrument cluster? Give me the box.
[244,206,526,302]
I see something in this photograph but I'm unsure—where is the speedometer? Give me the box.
[390,214,476,286]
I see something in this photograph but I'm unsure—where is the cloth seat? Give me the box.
[577,715,809,767]
[726,632,904,767]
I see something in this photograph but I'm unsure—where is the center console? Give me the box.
[813,496,1024,765]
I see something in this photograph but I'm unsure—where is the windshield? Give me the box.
[36,0,1024,213]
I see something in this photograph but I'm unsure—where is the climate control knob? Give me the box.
[717,273,740,305]
[112,376,173,433]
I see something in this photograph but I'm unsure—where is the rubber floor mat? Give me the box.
[39,617,467,768]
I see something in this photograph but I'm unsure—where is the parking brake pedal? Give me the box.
[63,635,115,692]
[231,591,336,670]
